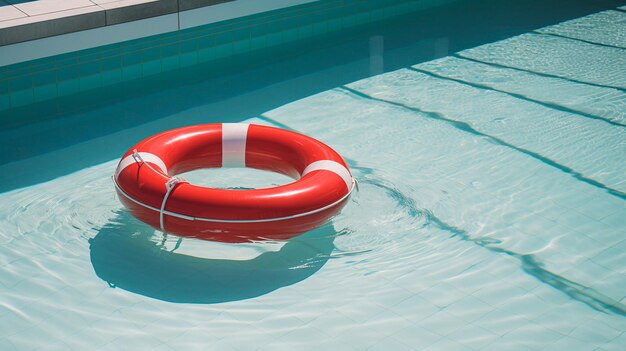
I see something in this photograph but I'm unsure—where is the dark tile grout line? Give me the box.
[11,4,29,18]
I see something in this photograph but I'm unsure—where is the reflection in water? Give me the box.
[369,35,384,76]
[90,211,338,303]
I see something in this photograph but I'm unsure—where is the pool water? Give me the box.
[1,0,626,350]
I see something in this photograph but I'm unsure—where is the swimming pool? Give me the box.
[1,0,625,350]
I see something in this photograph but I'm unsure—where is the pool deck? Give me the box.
[0,0,318,67]
[0,0,315,46]
[0,0,209,45]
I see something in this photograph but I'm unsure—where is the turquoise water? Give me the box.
[1,0,626,350]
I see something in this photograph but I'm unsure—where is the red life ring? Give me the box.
[113,124,354,243]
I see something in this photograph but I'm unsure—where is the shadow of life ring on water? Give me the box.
[89,211,338,304]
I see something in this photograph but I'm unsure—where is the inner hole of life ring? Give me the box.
[176,167,295,190]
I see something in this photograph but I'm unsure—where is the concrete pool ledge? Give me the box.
[0,0,233,46]
[0,0,318,66]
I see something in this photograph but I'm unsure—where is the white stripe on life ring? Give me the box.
[115,152,168,180]
[302,160,353,191]
[222,123,249,168]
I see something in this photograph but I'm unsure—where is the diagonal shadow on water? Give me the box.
[455,54,626,93]
[408,67,626,128]
[350,162,626,317]
[533,31,626,51]
[338,86,626,201]
[89,211,338,303]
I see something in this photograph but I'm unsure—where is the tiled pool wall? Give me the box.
[0,0,458,114]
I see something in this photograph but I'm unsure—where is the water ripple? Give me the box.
[349,162,626,317]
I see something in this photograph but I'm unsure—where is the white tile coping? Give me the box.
[0,0,318,68]
[10,0,96,17]
[0,1,27,22]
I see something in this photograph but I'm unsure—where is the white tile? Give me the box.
[418,310,471,337]
[418,282,468,309]
[0,4,25,21]
[562,258,615,293]
[387,295,440,323]
[601,210,626,228]
[444,295,493,322]
[494,321,564,350]
[91,0,140,3]
[0,5,102,28]
[11,0,95,16]
[473,308,532,336]
[569,319,624,344]
[549,335,604,351]
[365,284,415,308]
[368,336,416,351]
[254,313,307,337]
[391,325,443,349]
[423,337,472,351]
[590,240,626,272]
[472,279,528,306]
[306,311,362,338]
[447,323,500,350]
[444,267,500,294]
[528,283,573,308]
[0,339,18,351]
[601,332,626,351]
[334,299,388,324]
